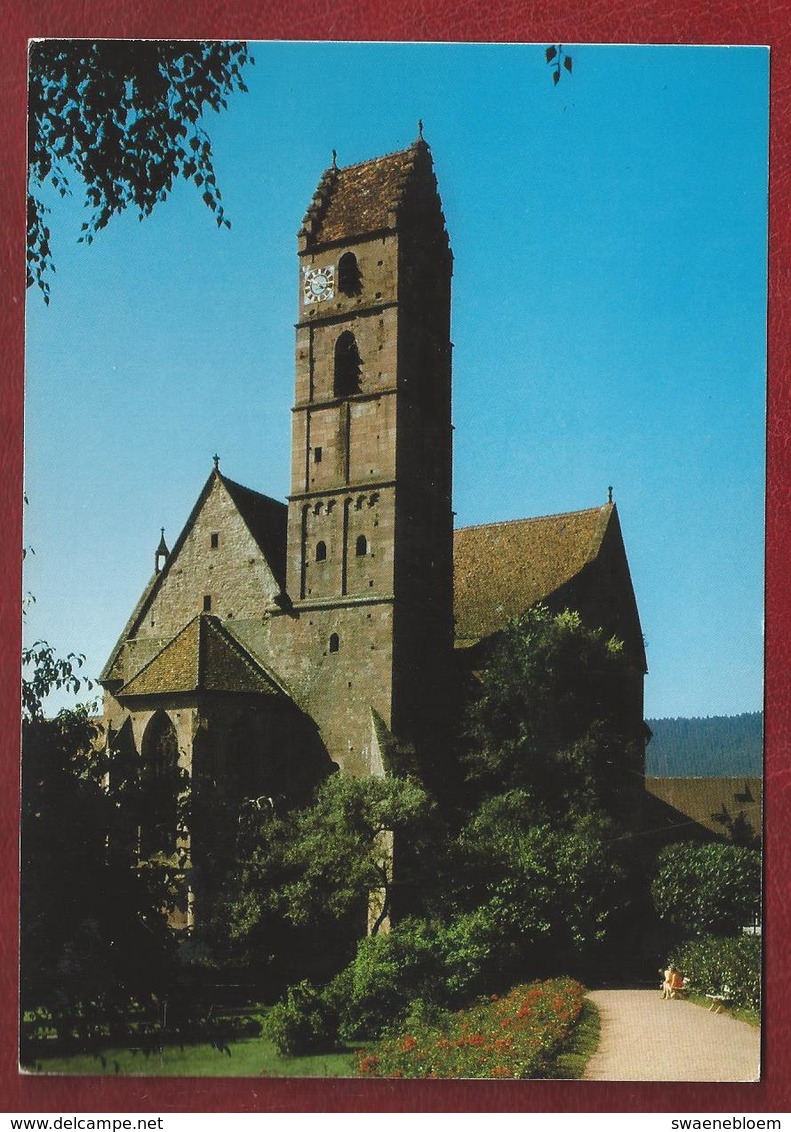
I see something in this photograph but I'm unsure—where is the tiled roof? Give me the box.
[100,575,158,684]
[645,776,763,840]
[301,141,431,245]
[221,475,287,591]
[118,614,285,698]
[453,505,612,645]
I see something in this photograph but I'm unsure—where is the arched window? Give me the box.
[140,711,179,857]
[338,252,362,296]
[356,534,368,557]
[334,331,361,397]
[329,633,340,653]
[316,540,327,562]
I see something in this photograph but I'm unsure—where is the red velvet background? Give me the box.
[1,1,787,1114]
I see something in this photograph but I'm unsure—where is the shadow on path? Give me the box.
[584,990,760,1082]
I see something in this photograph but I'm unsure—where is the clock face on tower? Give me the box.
[303,265,335,304]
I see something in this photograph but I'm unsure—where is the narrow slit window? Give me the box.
[203,595,212,612]
[316,541,327,562]
[329,633,340,653]
[210,532,219,548]
[356,534,368,557]
[314,446,323,463]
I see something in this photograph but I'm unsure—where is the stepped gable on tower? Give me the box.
[454,502,646,674]
[299,141,448,248]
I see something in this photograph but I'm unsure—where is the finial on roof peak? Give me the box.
[331,148,338,169]
[608,485,613,504]
[213,453,220,471]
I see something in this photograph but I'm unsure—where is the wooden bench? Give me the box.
[705,989,732,1014]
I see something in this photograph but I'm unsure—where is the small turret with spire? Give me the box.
[155,528,169,574]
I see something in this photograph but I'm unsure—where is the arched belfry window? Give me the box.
[140,711,179,857]
[356,534,368,557]
[329,633,340,653]
[338,252,362,297]
[334,331,361,397]
[316,540,327,562]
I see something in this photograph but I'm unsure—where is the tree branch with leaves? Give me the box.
[27,39,253,301]
[546,44,573,85]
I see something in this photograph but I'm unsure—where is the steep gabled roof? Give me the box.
[222,475,287,592]
[117,614,285,698]
[453,504,613,646]
[300,139,444,246]
[100,576,159,684]
[100,467,286,685]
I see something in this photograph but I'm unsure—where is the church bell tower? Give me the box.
[283,136,453,777]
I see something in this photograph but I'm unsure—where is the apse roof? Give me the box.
[117,614,285,698]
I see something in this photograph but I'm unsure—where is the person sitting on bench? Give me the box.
[662,966,685,999]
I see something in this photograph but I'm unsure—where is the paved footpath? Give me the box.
[584,990,760,1082]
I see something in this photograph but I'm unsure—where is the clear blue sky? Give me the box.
[23,42,769,720]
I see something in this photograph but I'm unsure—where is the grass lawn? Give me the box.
[683,992,760,1028]
[22,1037,357,1078]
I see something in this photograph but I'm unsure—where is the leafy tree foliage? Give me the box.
[28,39,252,300]
[20,644,188,1051]
[208,772,437,985]
[459,606,642,821]
[272,774,436,935]
[262,606,647,1037]
[22,639,91,722]
[448,791,624,975]
[442,606,651,978]
[545,44,573,85]
[651,841,761,937]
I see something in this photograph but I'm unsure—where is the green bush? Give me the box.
[330,918,447,1042]
[670,934,761,1012]
[437,905,504,999]
[264,918,465,1053]
[329,911,519,1042]
[268,900,596,1056]
[261,980,337,1056]
[652,842,761,937]
[385,997,454,1038]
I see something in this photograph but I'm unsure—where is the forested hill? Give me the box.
[646,712,763,777]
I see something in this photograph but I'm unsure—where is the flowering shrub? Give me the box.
[670,934,761,1012]
[357,977,585,1079]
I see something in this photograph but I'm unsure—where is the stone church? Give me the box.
[99,136,646,917]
